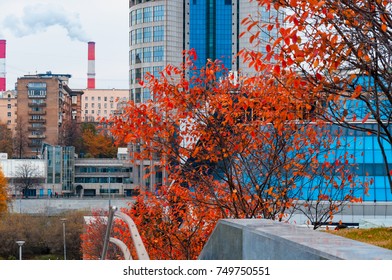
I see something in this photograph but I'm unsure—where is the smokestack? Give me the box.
[87,41,95,89]
[0,39,6,91]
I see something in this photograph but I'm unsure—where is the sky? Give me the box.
[0,0,129,90]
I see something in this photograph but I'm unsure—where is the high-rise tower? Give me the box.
[129,0,281,103]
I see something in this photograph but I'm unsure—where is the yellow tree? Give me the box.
[0,168,9,215]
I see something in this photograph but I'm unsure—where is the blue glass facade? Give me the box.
[190,0,233,71]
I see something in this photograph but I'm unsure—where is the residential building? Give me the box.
[129,0,281,103]
[16,72,83,158]
[81,89,129,122]
[0,90,17,132]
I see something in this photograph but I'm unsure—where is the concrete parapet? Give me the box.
[198,219,392,260]
[9,198,133,215]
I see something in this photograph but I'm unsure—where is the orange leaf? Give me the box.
[362,112,371,124]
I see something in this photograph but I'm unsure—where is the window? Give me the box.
[28,82,47,97]
[85,110,88,114]
[136,9,143,24]
[104,96,107,101]
[153,46,164,62]
[92,103,95,108]
[7,104,11,109]
[136,28,143,44]
[143,7,152,23]
[85,96,88,101]
[143,47,152,62]
[91,96,95,101]
[7,112,11,117]
[153,5,164,21]
[98,96,101,101]
[135,48,142,64]
[92,110,95,114]
[143,27,152,43]
[153,26,164,42]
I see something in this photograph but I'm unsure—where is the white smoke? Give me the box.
[3,3,90,42]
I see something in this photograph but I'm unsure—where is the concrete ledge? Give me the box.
[198,219,392,260]
[9,198,133,214]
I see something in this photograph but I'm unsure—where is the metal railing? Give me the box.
[101,206,149,260]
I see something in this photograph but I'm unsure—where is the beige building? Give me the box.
[81,89,129,122]
[0,90,17,132]
[16,72,83,158]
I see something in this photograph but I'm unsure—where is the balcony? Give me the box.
[29,119,46,123]
[28,102,46,107]
[28,134,46,139]
[28,127,46,131]
[28,143,42,148]
[28,110,47,115]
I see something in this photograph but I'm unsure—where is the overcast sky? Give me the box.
[0,0,129,90]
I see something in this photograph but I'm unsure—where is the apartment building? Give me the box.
[16,72,83,158]
[0,90,17,131]
[81,89,129,122]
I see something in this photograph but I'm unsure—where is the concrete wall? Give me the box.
[199,219,392,260]
[8,198,133,215]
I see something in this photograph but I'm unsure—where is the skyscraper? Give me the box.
[129,0,281,103]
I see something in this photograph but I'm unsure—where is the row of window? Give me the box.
[130,5,164,26]
[84,96,115,101]
[84,103,115,109]
[77,167,132,173]
[130,46,164,65]
[130,25,164,45]
[130,66,163,85]
[84,110,116,115]
[75,177,126,184]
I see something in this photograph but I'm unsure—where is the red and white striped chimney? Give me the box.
[87,41,95,89]
[0,39,6,91]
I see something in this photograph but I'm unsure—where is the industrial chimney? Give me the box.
[87,41,95,89]
[0,39,6,91]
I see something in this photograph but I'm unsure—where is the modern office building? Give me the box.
[128,0,281,103]
[16,72,84,158]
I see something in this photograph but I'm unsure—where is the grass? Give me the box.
[327,227,392,250]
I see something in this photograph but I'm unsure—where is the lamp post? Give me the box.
[16,241,25,260]
[108,177,111,207]
[60,218,67,260]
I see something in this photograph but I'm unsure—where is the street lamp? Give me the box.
[16,240,25,260]
[60,218,67,260]
[108,177,111,207]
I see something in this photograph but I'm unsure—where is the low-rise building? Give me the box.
[0,90,17,132]
[81,89,129,123]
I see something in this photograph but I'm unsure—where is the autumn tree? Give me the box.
[0,122,13,158]
[0,168,9,216]
[13,116,28,159]
[78,53,369,259]
[79,123,117,158]
[241,0,392,190]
